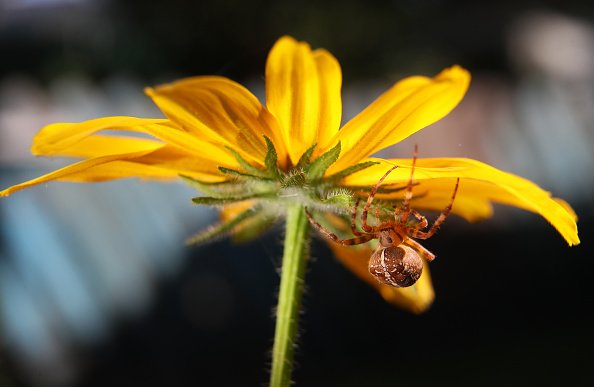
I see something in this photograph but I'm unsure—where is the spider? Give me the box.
[305,146,460,288]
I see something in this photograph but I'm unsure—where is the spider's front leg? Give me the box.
[409,209,429,229]
[362,165,398,232]
[350,199,365,236]
[304,208,375,246]
[400,144,419,224]
[394,204,428,228]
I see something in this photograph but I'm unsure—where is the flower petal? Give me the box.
[65,151,225,182]
[38,134,164,157]
[329,66,470,173]
[343,157,580,246]
[2,117,234,196]
[1,148,159,197]
[0,146,225,197]
[328,242,435,314]
[125,146,229,180]
[32,116,237,170]
[146,76,284,167]
[266,36,342,165]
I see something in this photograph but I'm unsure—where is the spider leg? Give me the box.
[404,238,436,262]
[305,208,375,246]
[409,209,428,229]
[374,206,382,224]
[400,144,418,225]
[409,178,460,240]
[393,204,402,223]
[362,165,398,232]
[350,199,365,236]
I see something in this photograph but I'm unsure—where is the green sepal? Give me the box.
[295,143,317,170]
[326,160,379,183]
[264,136,280,178]
[192,194,270,207]
[218,166,262,178]
[225,146,268,177]
[180,175,247,197]
[280,170,306,188]
[231,211,278,243]
[322,190,354,209]
[305,142,341,182]
[186,206,257,245]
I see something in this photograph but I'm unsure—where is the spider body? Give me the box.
[305,145,460,288]
[368,244,423,287]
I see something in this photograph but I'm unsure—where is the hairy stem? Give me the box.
[269,205,310,387]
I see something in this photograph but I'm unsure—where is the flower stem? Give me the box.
[270,204,310,387]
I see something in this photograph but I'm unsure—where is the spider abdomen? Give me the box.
[368,245,423,287]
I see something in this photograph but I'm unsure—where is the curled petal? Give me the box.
[33,116,158,153]
[329,66,470,173]
[37,134,234,175]
[33,116,236,166]
[328,242,435,314]
[146,77,284,167]
[266,36,342,165]
[344,158,580,246]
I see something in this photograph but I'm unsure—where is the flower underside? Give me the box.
[184,139,381,245]
[0,36,579,314]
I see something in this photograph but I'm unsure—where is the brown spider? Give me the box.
[305,146,460,288]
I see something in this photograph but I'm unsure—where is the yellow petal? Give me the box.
[146,76,284,168]
[328,242,435,314]
[32,116,238,172]
[0,145,226,197]
[329,66,470,173]
[37,134,165,157]
[265,36,342,165]
[344,157,580,246]
[1,148,160,197]
[33,116,237,166]
[63,157,223,183]
[51,161,182,182]
[130,146,230,180]
[66,142,227,182]
[33,116,162,152]
[312,49,343,154]
[404,193,494,223]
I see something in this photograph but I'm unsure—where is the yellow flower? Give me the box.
[0,36,579,313]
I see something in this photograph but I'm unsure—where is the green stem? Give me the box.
[270,204,310,387]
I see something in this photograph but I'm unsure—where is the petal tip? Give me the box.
[144,87,157,97]
[437,65,472,89]
[379,283,435,314]
[567,234,580,246]
[271,35,313,54]
[275,35,298,45]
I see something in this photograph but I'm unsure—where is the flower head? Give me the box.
[1,36,579,313]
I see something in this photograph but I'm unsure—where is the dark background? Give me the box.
[82,219,593,387]
[3,0,593,81]
[1,0,593,386]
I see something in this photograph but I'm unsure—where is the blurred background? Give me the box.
[0,0,593,386]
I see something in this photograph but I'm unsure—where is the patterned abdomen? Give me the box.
[368,245,423,287]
